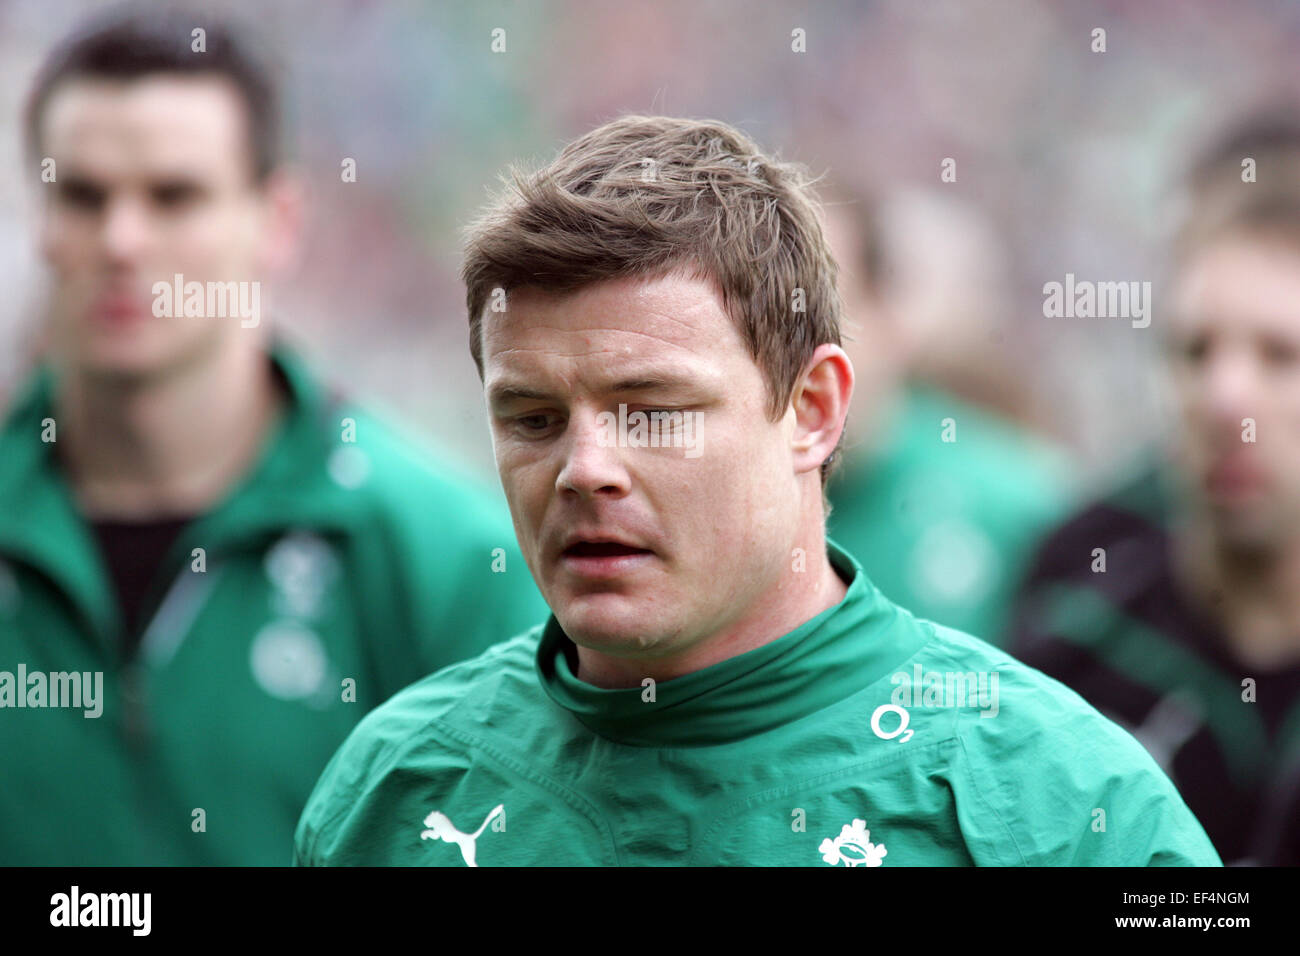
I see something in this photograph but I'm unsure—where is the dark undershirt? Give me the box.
[68,357,291,659]
[89,516,194,658]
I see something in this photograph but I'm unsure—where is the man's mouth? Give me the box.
[1196,447,1268,502]
[1205,459,1269,502]
[89,292,150,327]
[558,539,655,579]
[562,541,652,558]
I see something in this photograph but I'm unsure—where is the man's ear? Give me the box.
[790,343,854,478]
[256,166,305,275]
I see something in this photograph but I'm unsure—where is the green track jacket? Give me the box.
[0,346,547,864]
[294,541,1221,867]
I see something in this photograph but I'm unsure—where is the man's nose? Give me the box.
[555,412,631,498]
[100,195,151,266]
[1201,347,1261,433]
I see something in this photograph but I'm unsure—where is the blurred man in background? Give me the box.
[822,189,1073,645]
[0,6,545,865]
[1009,112,1300,865]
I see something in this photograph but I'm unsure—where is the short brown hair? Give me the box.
[461,114,844,485]
[1174,108,1300,262]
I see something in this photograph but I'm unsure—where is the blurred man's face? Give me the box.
[1166,231,1300,549]
[483,271,806,657]
[37,75,275,378]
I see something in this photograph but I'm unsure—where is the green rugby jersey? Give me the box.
[0,344,547,865]
[828,383,1072,647]
[295,540,1220,867]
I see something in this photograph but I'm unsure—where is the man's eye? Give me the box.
[151,183,200,208]
[57,181,105,211]
[1176,334,1210,365]
[1261,337,1299,368]
[638,407,687,423]
[515,413,559,433]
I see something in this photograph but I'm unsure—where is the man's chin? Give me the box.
[553,594,669,654]
[77,348,169,379]
[68,329,211,382]
[1206,502,1290,554]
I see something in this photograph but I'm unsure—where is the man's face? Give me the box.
[37,75,274,378]
[1166,232,1300,549]
[483,271,804,658]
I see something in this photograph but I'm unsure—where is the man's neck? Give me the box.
[575,535,850,689]
[54,344,283,521]
[1173,515,1300,670]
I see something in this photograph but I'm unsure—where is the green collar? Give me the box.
[0,343,356,644]
[535,539,930,747]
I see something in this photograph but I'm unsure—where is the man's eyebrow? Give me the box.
[57,170,105,191]
[488,384,553,405]
[487,371,704,406]
[607,372,701,393]
[150,176,207,191]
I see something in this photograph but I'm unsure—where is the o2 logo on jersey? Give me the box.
[871,703,913,743]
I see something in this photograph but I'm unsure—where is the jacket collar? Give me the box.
[536,539,931,747]
[0,343,358,643]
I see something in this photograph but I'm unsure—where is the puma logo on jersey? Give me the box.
[820,818,888,867]
[420,804,504,867]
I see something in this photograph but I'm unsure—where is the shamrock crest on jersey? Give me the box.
[819,818,887,867]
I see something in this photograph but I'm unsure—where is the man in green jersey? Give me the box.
[0,7,545,865]
[295,114,1220,867]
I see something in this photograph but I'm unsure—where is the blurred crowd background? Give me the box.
[3,0,1299,484]
[6,0,1300,870]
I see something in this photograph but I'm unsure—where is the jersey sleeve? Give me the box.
[291,695,408,866]
[292,654,497,866]
[292,740,350,866]
[955,666,1223,866]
